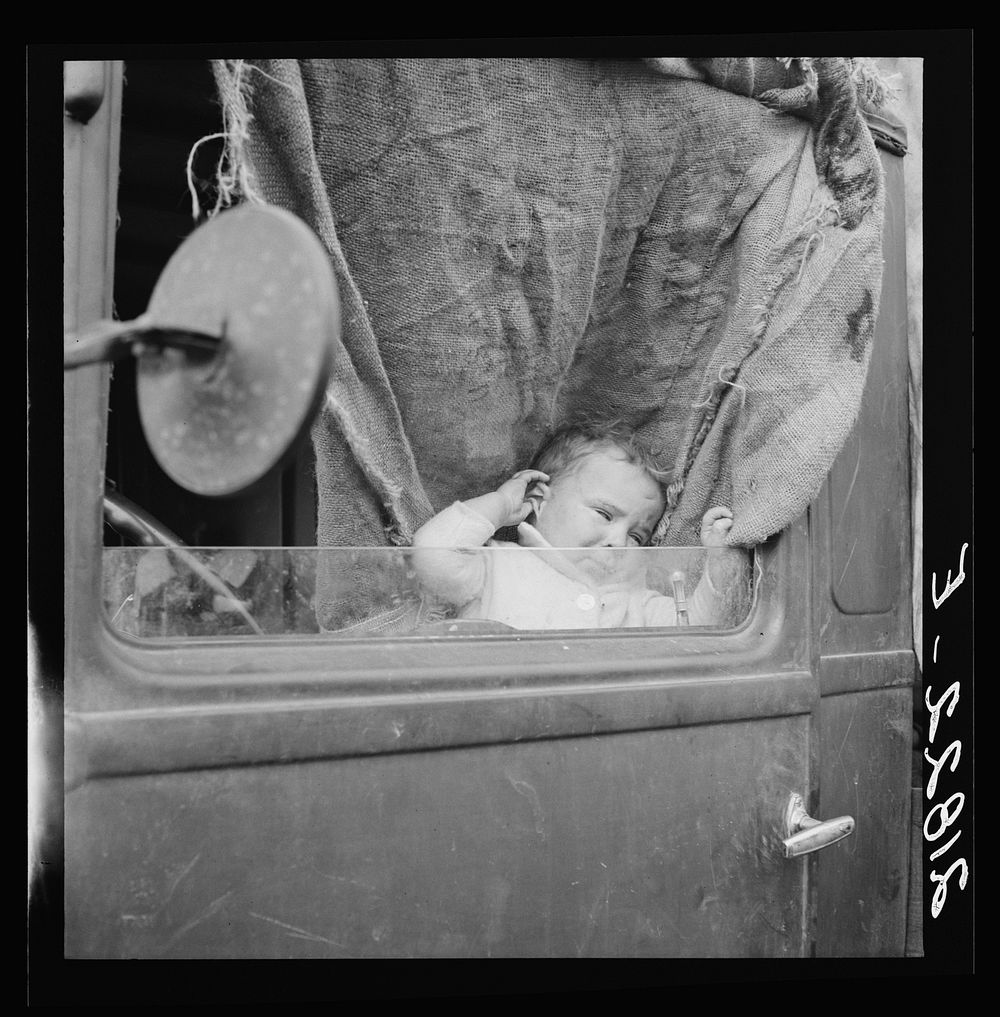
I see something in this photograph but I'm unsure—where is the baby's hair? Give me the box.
[529,418,672,489]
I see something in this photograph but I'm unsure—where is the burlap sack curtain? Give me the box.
[208,57,886,567]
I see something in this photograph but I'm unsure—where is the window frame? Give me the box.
[63,59,816,788]
[68,500,814,786]
[87,531,793,686]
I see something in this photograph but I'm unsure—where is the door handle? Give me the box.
[782,793,855,858]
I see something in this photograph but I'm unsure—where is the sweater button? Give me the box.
[576,593,596,611]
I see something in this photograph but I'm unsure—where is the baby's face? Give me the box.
[532,450,665,548]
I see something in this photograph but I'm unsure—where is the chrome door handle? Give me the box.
[782,793,855,858]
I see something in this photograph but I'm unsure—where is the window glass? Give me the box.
[102,545,754,639]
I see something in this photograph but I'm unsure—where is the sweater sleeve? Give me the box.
[410,502,496,608]
[686,566,722,626]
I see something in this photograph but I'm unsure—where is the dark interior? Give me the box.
[106,59,317,548]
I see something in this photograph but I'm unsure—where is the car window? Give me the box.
[102,545,755,639]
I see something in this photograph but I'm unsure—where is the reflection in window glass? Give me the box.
[102,546,754,639]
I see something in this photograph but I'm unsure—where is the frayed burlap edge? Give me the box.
[183,59,275,221]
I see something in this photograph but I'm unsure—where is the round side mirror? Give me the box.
[66,204,339,497]
[139,204,338,496]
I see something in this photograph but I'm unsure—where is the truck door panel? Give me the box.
[814,687,912,956]
[66,508,814,958]
[66,715,809,958]
[811,142,915,957]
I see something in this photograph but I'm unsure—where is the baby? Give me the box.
[411,422,736,630]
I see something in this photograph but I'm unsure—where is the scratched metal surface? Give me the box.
[65,717,809,958]
[814,687,912,956]
[808,148,915,957]
[815,151,912,670]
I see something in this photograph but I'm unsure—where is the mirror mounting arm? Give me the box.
[64,314,222,370]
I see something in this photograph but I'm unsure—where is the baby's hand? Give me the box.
[700,506,733,547]
[492,469,551,528]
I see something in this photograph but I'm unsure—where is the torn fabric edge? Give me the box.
[182,59,268,221]
[651,59,885,546]
[653,177,881,546]
[207,58,434,546]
